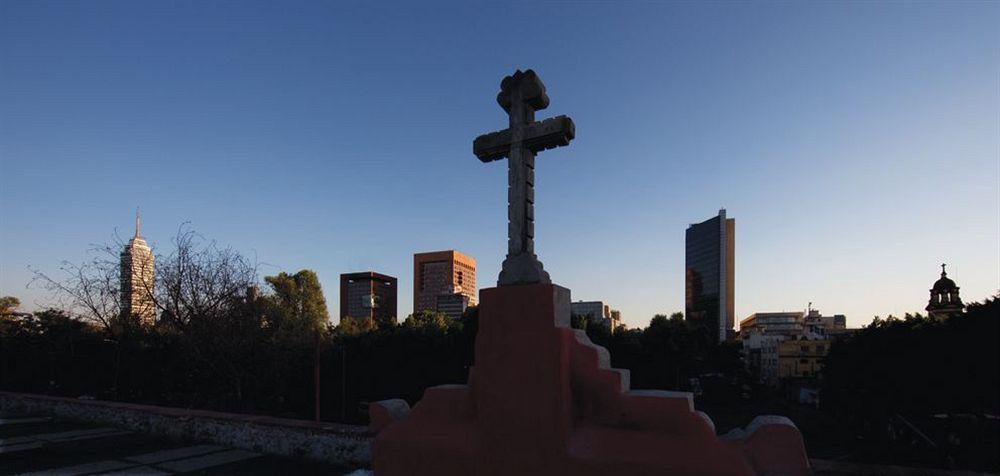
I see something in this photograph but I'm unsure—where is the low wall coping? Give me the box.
[0,391,373,467]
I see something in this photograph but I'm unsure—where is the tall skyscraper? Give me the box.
[120,209,155,326]
[340,271,398,326]
[685,209,735,343]
[413,250,477,316]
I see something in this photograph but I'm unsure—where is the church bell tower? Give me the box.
[925,263,963,319]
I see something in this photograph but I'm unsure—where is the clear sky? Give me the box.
[2,1,997,329]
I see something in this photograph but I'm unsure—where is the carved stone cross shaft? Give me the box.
[474,70,575,286]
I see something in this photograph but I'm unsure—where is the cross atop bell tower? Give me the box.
[927,263,963,319]
[473,70,575,286]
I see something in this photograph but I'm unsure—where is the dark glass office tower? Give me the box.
[340,271,398,326]
[685,209,735,343]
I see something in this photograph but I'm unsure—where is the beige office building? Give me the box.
[120,211,155,326]
[413,250,477,315]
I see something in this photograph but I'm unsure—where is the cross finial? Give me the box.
[135,207,141,238]
[941,263,947,276]
[497,69,549,116]
[474,70,575,286]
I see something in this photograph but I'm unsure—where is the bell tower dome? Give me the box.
[925,263,963,319]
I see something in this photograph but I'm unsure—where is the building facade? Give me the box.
[778,337,830,380]
[609,310,623,330]
[739,312,804,385]
[685,209,735,343]
[120,210,155,326]
[803,308,848,337]
[413,250,477,315]
[740,309,851,385]
[571,300,622,331]
[340,271,398,326]
[571,301,606,323]
[436,293,470,320]
[739,312,805,336]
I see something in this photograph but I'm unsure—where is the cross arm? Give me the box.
[473,129,512,162]
[473,115,576,163]
[522,115,575,155]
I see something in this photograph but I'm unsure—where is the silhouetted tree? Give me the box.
[30,238,132,332]
[822,295,999,469]
[264,269,330,343]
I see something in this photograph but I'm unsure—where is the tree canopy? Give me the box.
[823,295,999,417]
[0,295,20,316]
[264,269,330,340]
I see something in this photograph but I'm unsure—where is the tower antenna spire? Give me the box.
[135,207,141,238]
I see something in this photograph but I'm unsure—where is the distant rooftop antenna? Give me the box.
[135,207,141,238]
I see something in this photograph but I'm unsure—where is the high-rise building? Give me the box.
[340,271,398,326]
[120,209,155,326]
[685,209,735,343]
[413,250,477,315]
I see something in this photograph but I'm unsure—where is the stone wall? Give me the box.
[0,391,373,467]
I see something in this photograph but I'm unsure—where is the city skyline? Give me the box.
[2,2,998,329]
[3,209,991,330]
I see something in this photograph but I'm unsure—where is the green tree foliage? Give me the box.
[0,295,20,316]
[333,315,377,337]
[264,270,330,342]
[402,310,451,331]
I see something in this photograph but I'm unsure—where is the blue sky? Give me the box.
[2,1,997,329]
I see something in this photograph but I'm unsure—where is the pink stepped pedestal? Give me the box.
[371,283,810,476]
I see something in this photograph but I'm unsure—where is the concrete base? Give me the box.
[372,283,810,475]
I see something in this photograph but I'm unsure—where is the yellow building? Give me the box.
[778,338,829,379]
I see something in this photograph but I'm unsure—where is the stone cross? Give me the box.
[474,69,575,286]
